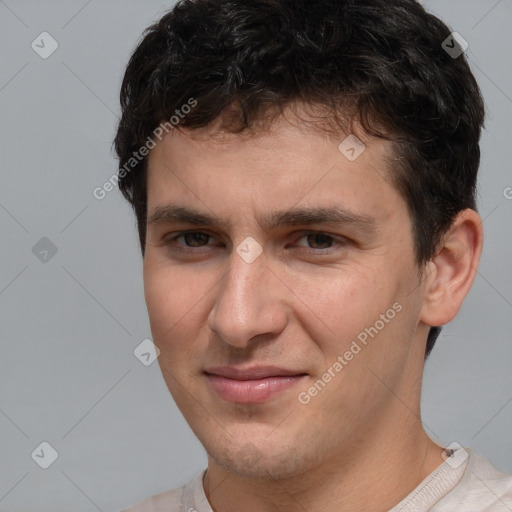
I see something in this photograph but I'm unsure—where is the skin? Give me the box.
[143,106,483,512]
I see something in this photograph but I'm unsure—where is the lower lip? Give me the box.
[206,374,306,404]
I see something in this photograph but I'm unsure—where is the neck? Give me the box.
[203,395,445,512]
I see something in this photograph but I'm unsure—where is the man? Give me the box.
[115,0,512,510]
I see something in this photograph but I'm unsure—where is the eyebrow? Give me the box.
[147,203,377,233]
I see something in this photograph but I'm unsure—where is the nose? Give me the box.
[207,245,288,349]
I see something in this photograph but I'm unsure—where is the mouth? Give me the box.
[204,366,308,404]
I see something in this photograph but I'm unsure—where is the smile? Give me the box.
[204,366,308,404]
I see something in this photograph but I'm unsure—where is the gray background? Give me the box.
[0,1,511,511]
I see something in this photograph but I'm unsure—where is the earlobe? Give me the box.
[420,209,483,328]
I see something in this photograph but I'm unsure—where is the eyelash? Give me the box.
[162,230,347,255]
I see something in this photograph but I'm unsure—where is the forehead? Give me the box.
[145,107,406,234]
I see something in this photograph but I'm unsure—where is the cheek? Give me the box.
[143,261,209,350]
[287,264,394,353]
[292,269,414,418]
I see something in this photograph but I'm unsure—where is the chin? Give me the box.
[204,437,317,481]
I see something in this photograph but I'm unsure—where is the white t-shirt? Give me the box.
[122,449,512,511]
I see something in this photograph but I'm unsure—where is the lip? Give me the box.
[204,366,307,404]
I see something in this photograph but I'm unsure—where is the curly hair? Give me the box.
[113,0,485,358]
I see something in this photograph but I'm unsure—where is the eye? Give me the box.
[176,232,211,247]
[160,230,348,256]
[163,231,217,253]
[293,232,347,252]
[297,232,335,250]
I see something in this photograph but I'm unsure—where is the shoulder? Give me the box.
[122,487,183,512]
[121,470,207,512]
[435,451,512,511]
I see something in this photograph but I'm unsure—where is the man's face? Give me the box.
[144,110,429,479]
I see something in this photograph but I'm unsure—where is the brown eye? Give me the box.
[294,232,344,252]
[304,233,335,250]
[162,231,216,254]
[180,232,211,247]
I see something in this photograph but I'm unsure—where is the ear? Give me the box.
[420,209,483,327]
